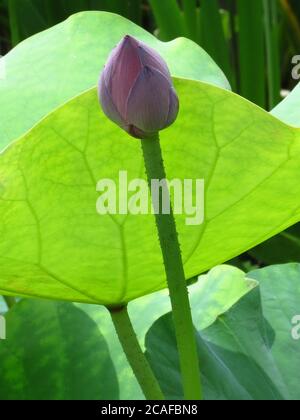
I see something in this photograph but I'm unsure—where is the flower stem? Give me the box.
[141,134,203,400]
[109,305,165,400]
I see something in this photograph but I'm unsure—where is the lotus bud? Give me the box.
[98,35,179,139]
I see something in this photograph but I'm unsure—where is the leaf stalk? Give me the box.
[140,134,203,400]
[109,305,165,400]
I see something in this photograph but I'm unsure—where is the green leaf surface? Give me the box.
[148,0,185,40]
[247,263,300,399]
[188,265,257,330]
[8,0,54,46]
[271,83,300,126]
[0,267,256,400]
[0,11,230,151]
[77,265,254,399]
[1,78,300,304]
[0,299,119,400]
[145,264,300,400]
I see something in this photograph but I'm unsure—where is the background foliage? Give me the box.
[0,0,288,291]
[1,0,300,107]
[1,0,300,400]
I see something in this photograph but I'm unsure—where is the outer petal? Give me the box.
[165,86,179,127]
[137,42,171,79]
[98,71,125,128]
[126,124,148,139]
[101,42,119,87]
[125,66,171,134]
[108,36,142,117]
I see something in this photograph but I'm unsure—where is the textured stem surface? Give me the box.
[141,134,203,400]
[109,305,165,400]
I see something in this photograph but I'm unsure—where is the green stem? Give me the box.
[199,0,233,88]
[128,0,142,24]
[141,134,203,400]
[109,305,165,400]
[182,0,198,42]
[7,0,21,46]
[237,0,266,108]
[3,295,16,309]
[263,0,281,109]
[148,0,185,40]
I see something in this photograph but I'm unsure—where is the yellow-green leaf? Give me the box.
[0,79,300,305]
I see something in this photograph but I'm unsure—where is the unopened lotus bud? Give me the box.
[98,35,179,139]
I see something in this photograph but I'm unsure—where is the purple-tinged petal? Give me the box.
[98,35,179,138]
[137,42,171,79]
[126,124,148,139]
[108,36,142,117]
[98,71,126,128]
[165,86,179,127]
[101,46,119,88]
[125,66,171,134]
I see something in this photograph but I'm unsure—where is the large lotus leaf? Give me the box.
[271,82,300,127]
[0,267,253,400]
[0,299,119,400]
[78,265,255,399]
[0,11,230,151]
[257,82,300,262]
[1,78,300,305]
[145,263,300,400]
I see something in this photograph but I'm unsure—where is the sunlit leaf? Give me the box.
[0,11,230,150]
[1,78,300,304]
[271,82,300,126]
[76,265,254,399]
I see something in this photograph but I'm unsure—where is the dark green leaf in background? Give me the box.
[199,0,233,89]
[1,1,300,403]
[0,266,253,400]
[0,299,119,400]
[146,264,300,400]
[6,0,143,46]
[78,264,255,399]
[148,0,185,40]
[263,0,281,109]
[237,0,266,108]
[250,223,300,265]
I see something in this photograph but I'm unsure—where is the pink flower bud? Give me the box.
[98,35,179,139]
